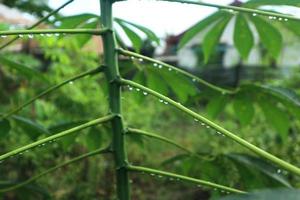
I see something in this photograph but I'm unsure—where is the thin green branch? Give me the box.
[127,128,202,160]
[120,78,300,176]
[160,0,300,21]
[0,147,110,193]
[117,48,235,95]
[0,0,74,50]
[0,28,110,37]
[127,165,246,194]
[0,114,115,162]
[1,67,103,120]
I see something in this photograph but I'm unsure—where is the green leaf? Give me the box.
[0,119,11,139]
[115,18,143,52]
[234,14,254,60]
[85,127,103,151]
[202,13,232,63]
[49,121,87,150]
[220,188,300,200]
[245,0,300,7]
[146,69,169,96]
[0,56,47,81]
[233,93,255,126]
[283,20,300,37]
[250,16,282,59]
[58,14,98,28]
[227,153,291,188]
[257,97,289,140]
[115,18,160,45]
[13,116,49,140]
[206,94,228,119]
[178,11,224,49]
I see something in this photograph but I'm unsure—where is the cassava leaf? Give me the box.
[234,13,254,60]
[178,11,224,49]
[233,93,255,126]
[250,16,282,59]
[202,13,233,63]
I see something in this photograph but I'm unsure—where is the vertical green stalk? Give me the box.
[100,0,130,199]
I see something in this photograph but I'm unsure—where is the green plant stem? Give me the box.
[0,147,110,193]
[127,165,246,194]
[0,114,115,162]
[160,0,300,21]
[0,28,110,37]
[0,67,103,120]
[100,0,130,199]
[120,78,300,176]
[117,48,235,95]
[127,128,203,160]
[0,0,74,50]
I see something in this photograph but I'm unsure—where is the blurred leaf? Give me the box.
[126,133,144,147]
[12,116,49,140]
[227,153,291,188]
[220,188,300,200]
[146,68,169,96]
[250,16,282,59]
[132,70,146,103]
[233,93,255,126]
[75,20,98,47]
[178,11,224,49]
[0,119,11,139]
[49,120,87,150]
[203,13,232,63]
[234,14,254,60]
[206,94,228,119]
[58,13,98,28]
[85,127,103,151]
[115,18,160,45]
[0,23,10,31]
[159,69,197,103]
[257,98,289,140]
[245,0,300,7]
[0,56,47,82]
[115,18,143,52]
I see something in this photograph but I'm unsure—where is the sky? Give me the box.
[48,0,236,37]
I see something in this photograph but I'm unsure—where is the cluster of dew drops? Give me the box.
[135,170,232,195]
[0,138,58,164]
[1,32,64,39]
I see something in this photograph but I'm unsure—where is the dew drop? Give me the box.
[201,123,205,126]
[206,125,210,129]
[169,178,174,181]
[273,16,277,20]
[158,175,163,178]
[130,56,135,60]
[168,68,172,71]
[153,63,158,67]
[284,18,289,21]
[277,169,282,174]
[158,65,163,69]
[69,81,74,85]
[40,33,45,37]
[159,99,164,103]
[197,185,202,188]
[194,118,199,122]
[143,91,148,96]
[54,33,60,37]
[192,78,196,82]
[28,34,34,39]
[136,88,140,92]
[279,17,283,21]
[19,34,24,38]
[252,13,257,16]
[150,173,155,176]
[46,33,53,37]
[128,87,133,91]
[164,101,169,105]
[1,35,7,38]
[138,58,143,62]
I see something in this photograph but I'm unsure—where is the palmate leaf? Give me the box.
[234,14,254,60]
[250,16,283,59]
[233,92,255,127]
[114,18,143,52]
[178,11,225,49]
[202,13,233,63]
